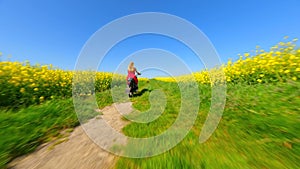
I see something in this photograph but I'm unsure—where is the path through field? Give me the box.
[8,102,133,169]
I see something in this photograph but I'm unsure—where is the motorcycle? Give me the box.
[127,73,141,97]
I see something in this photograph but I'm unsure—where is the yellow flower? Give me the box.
[284,70,290,74]
[33,88,39,91]
[296,68,300,72]
[20,88,25,93]
[39,96,44,102]
[257,79,262,83]
[244,53,250,57]
[292,77,297,81]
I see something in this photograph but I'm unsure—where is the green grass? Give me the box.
[116,80,300,169]
[0,99,77,168]
[0,92,114,169]
[0,80,299,168]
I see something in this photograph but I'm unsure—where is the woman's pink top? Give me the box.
[127,70,136,78]
[127,69,138,84]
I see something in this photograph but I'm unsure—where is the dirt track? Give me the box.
[8,102,132,169]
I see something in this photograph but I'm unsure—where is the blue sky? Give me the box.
[0,0,300,77]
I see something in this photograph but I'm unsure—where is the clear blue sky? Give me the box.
[0,0,299,77]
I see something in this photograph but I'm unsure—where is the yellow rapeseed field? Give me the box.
[155,39,300,85]
[0,62,126,107]
[1,39,299,107]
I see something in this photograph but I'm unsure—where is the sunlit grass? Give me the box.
[0,93,115,168]
[116,80,300,169]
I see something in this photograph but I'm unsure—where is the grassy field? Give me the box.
[116,79,300,169]
[0,80,299,168]
[0,93,115,169]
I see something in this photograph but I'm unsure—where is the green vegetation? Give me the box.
[0,94,114,169]
[0,79,299,168]
[116,79,300,169]
[1,77,299,169]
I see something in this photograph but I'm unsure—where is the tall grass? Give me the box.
[0,92,114,168]
[116,80,300,169]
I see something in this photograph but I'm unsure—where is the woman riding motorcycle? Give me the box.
[127,62,141,97]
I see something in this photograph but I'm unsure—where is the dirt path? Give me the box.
[8,102,133,169]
